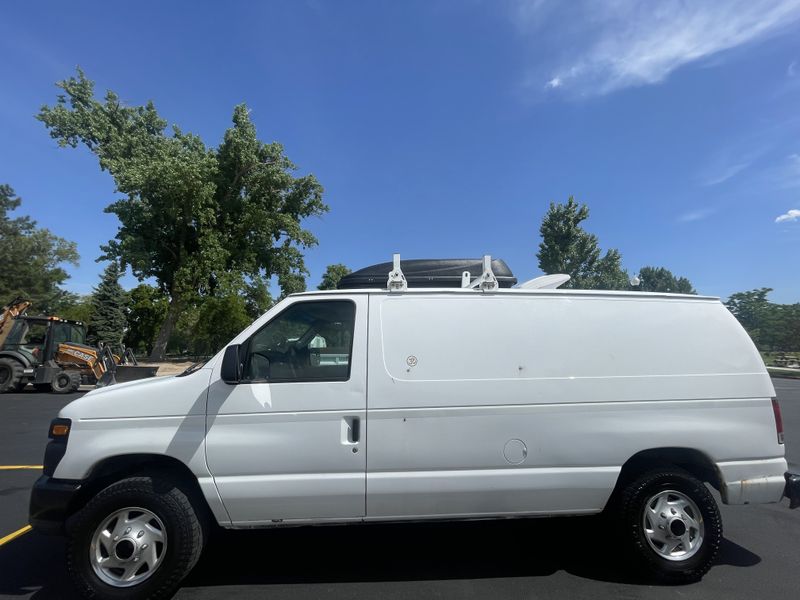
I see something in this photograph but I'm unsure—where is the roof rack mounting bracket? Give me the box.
[387,253,408,291]
[467,255,499,291]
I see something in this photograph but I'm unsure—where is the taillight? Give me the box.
[772,399,784,445]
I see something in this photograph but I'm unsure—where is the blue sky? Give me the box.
[2,0,800,302]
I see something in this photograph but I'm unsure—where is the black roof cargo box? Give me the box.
[337,258,517,289]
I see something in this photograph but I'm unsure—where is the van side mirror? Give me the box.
[221,344,241,384]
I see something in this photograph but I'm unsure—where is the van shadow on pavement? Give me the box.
[0,515,760,598]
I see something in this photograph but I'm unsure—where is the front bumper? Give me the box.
[29,475,82,535]
[785,472,800,509]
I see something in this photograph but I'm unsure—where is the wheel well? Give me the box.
[66,454,212,525]
[605,447,722,510]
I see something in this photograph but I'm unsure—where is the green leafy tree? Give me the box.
[774,303,800,351]
[124,284,168,356]
[90,263,128,349]
[178,278,273,357]
[166,304,197,357]
[593,249,629,291]
[279,272,307,299]
[0,184,79,312]
[39,70,326,360]
[537,196,628,289]
[723,288,800,351]
[725,288,772,348]
[318,264,351,290]
[725,288,772,345]
[190,292,253,356]
[56,293,93,325]
[635,266,696,294]
[242,279,273,318]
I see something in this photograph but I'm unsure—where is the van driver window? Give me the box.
[241,300,355,382]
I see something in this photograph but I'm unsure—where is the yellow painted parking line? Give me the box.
[0,465,42,470]
[0,525,32,547]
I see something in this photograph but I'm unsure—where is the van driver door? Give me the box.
[205,296,367,526]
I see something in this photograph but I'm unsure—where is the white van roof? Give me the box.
[293,287,719,302]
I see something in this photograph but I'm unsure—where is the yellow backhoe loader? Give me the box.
[0,297,157,393]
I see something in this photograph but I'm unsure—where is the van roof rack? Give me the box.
[337,254,517,291]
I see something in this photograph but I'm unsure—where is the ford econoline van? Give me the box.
[29,257,799,600]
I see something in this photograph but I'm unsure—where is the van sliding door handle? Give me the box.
[351,417,360,443]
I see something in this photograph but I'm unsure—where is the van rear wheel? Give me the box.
[617,469,722,583]
[66,476,205,600]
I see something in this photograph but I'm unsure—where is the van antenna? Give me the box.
[387,253,408,291]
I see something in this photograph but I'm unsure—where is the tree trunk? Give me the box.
[148,296,181,362]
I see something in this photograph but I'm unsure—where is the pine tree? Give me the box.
[90,263,128,350]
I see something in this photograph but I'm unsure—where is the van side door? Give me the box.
[205,296,367,526]
[365,294,618,520]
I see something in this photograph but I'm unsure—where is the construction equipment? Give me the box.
[0,298,158,394]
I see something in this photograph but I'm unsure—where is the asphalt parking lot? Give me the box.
[0,382,798,600]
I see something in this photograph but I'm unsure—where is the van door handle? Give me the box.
[341,416,360,445]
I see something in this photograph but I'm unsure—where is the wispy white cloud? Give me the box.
[678,207,716,222]
[789,60,798,77]
[697,143,771,186]
[775,209,800,223]
[702,161,752,186]
[512,0,800,96]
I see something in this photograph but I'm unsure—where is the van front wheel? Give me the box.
[618,469,722,583]
[66,476,205,600]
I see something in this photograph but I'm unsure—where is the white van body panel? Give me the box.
[55,368,230,524]
[365,292,782,519]
[50,288,786,530]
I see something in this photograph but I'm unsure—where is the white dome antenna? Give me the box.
[518,274,571,290]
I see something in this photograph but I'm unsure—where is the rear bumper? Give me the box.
[29,475,81,535]
[784,472,800,509]
[717,458,788,505]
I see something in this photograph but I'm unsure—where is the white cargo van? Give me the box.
[30,257,798,600]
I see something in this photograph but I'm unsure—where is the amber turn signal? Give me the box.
[48,418,71,439]
[51,424,69,436]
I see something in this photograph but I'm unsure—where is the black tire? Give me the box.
[67,476,206,600]
[51,370,81,394]
[617,469,722,583]
[0,357,24,393]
